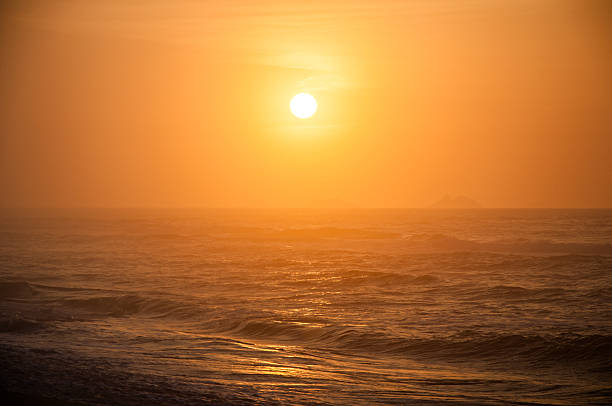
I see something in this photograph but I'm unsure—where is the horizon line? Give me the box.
[1,206,612,210]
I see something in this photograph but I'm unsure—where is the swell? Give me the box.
[0,281,38,299]
[405,234,612,255]
[0,281,204,321]
[226,226,400,241]
[2,280,610,371]
[328,269,440,287]
[57,293,216,320]
[444,285,575,302]
[0,280,594,325]
[0,316,46,333]
[209,317,612,369]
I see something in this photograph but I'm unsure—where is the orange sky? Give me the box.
[1,0,611,208]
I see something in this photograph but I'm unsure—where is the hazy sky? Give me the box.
[1,0,611,208]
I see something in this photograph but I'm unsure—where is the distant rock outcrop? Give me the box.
[430,194,482,209]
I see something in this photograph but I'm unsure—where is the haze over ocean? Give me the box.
[1,209,610,405]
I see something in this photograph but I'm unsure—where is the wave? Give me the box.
[208,317,611,368]
[463,285,570,301]
[0,316,46,333]
[330,269,437,287]
[389,333,612,368]
[0,280,206,322]
[1,279,608,370]
[404,234,612,255]
[0,281,38,299]
[583,287,612,301]
[228,226,400,241]
[59,294,203,319]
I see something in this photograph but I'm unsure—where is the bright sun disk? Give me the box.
[290,93,317,119]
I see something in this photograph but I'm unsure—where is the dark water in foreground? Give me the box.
[0,209,611,405]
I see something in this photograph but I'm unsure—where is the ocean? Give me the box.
[0,209,611,405]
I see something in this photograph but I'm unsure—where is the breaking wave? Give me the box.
[204,316,612,368]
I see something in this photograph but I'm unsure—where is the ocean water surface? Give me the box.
[0,209,611,405]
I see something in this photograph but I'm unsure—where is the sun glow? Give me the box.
[290,93,317,119]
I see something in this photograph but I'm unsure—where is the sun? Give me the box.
[290,93,317,119]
